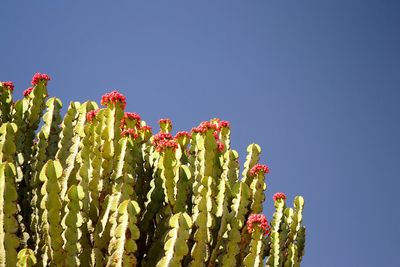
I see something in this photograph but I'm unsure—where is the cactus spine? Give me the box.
[0,74,307,266]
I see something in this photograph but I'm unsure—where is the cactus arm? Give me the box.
[242,144,261,186]
[0,163,20,266]
[175,165,191,214]
[278,207,293,264]
[74,104,98,264]
[284,196,305,267]
[37,98,63,162]
[208,150,239,266]
[93,134,136,265]
[215,155,226,218]
[19,83,48,209]
[243,227,264,267]
[136,164,164,262]
[88,108,106,226]
[220,182,251,267]
[57,102,93,199]
[225,150,239,195]
[219,125,230,151]
[91,106,124,265]
[118,137,138,201]
[296,226,306,264]
[159,148,178,211]
[190,176,215,266]
[38,160,64,265]
[132,139,152,209]
[100,104,124,195]
[0,84,13,123]
[26,83,48,129]
[156,213,192,267]
[0,122,17,162]
[105,136,139,265]
[61,185,85,266]
[267,197,286,267]
[189,129,218,266]
[123,200,142,265]
[249,171,267,214]
[107,200,141,266]
[55,101,79,164]
[10,98,28,170]
[0,123,31,252]
[30,98,62,249]
[92,194,114,266]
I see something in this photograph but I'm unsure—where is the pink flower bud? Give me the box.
[273,192,286,202]
[101,90,127,109]
[249,164,270,176]
[1,81,14,92]
[247,214,270,236]
[31,73,51,86]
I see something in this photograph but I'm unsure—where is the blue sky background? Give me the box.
[1,1,399,266]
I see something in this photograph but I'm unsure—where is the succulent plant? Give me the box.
[0,76,306,266]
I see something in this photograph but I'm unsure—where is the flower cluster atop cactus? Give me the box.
[0,73,306,267]
[247,214,271,236]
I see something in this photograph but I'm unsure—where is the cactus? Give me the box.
[0,74,306,266]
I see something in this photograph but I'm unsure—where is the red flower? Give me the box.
[140,125,152,132]
[247,214,270,236]
[249,164,270,176]
[1,81,14,92]
[121,128,138,139]
[124,112,141,122]
[201,121,218,131]
[217,141,225,152]
[159,118,172,125]
[219,120,230,129]
[31,73,51,86]
[23,87,34,97]
[191,121,218,134]
[101,90,127,109]
[152,132,173,147]
[86,109,100,123]
[191,126,206,133]
[156,139,178,152]
[273,192,286,202]
[120,112,141,128]
[174,131,191,140]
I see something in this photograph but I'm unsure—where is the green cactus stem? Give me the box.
[38,159,64,266]
[243,227,265,267]
[284,196,305,267]
[107,200,141,266]
[220,181,251,267]
[156,212,192,267]
[242,144,261,186]
[0,83,13,124]
[267,194,286,267]
[30,98,62,251]
[61,185,85,266]
[0,162,19,266]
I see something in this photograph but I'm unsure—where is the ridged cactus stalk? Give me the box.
[0,75,306,266]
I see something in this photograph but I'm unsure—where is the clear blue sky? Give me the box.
[2,1,399,266]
